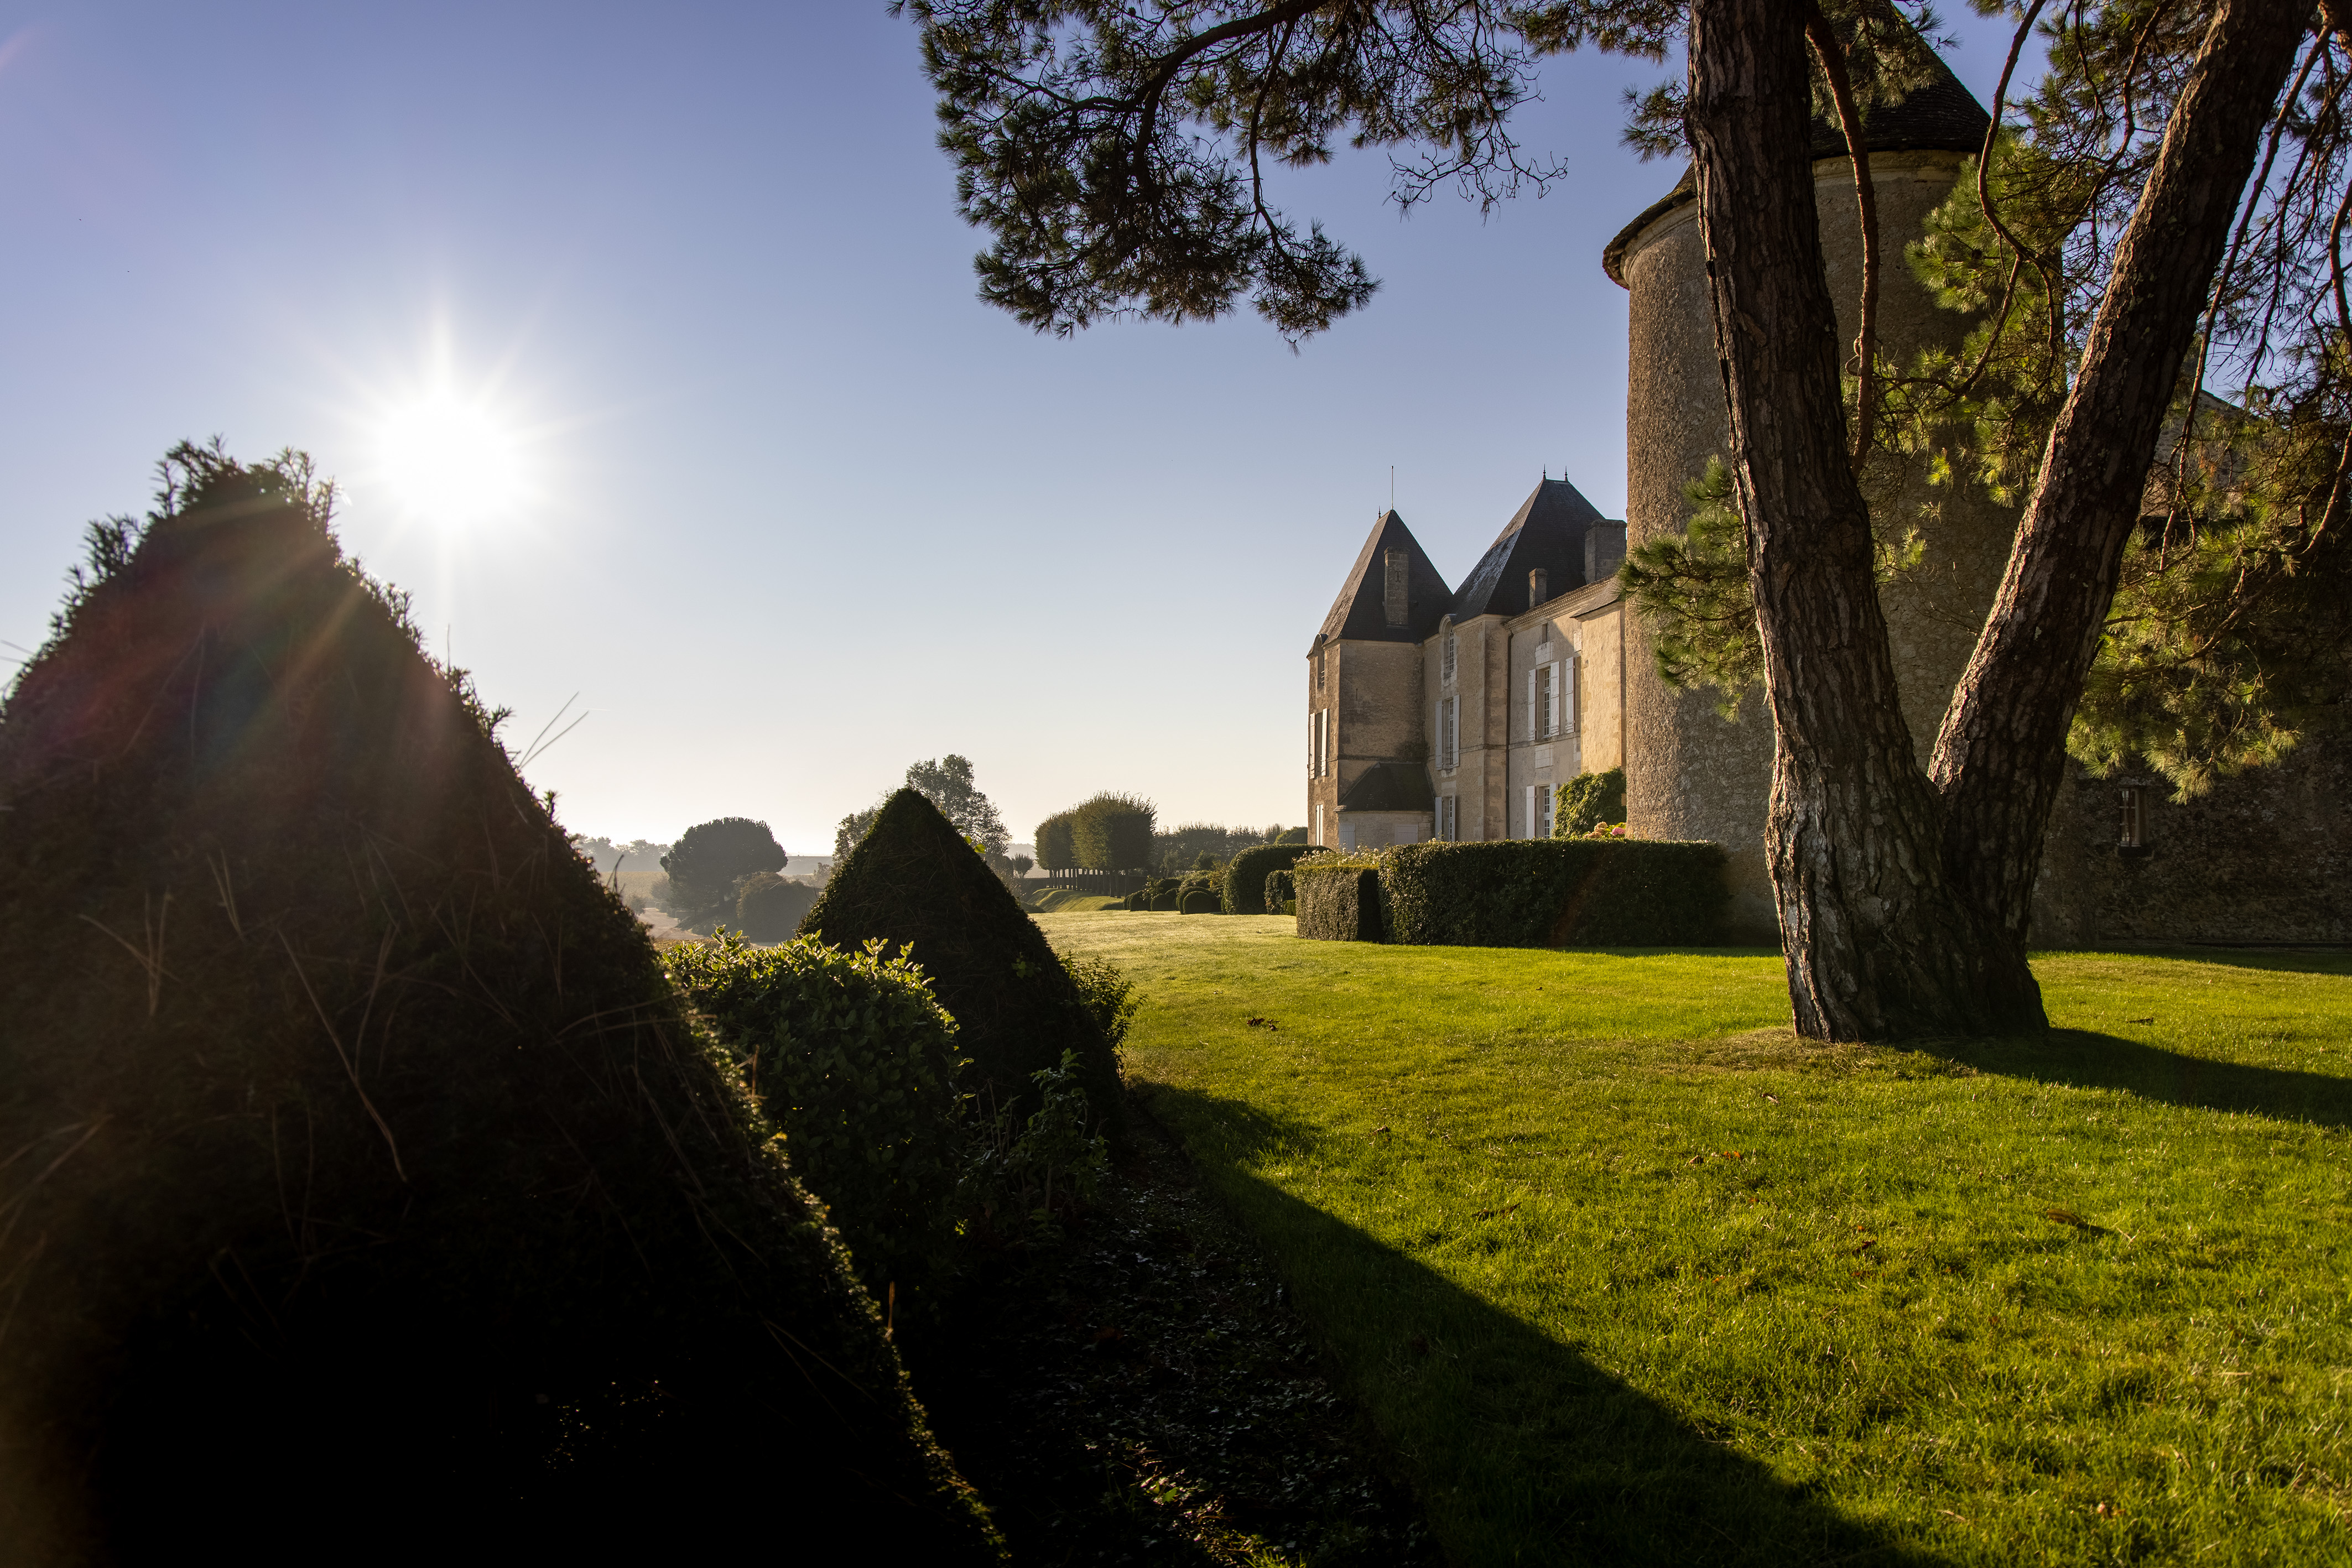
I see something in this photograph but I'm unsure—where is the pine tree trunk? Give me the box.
[1688,0,2306,1041]
[1687,0,2040,1040]
[1930,0,2311,936]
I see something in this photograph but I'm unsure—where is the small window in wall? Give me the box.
[2119,785,2147,849]
[1437,795,1457,841]
[1316,645,1326,690]
[1442,629,1457,684]
[1314,801,1324,846]
[1522,783,1553,840]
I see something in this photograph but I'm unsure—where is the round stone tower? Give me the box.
[1604,68,2013,941]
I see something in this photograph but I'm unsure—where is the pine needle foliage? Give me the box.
[802,789,1127,1137]
[0,446,998,1561]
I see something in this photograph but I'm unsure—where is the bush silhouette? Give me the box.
[802,789,1124,1133]
[736,871,819,941]
[0,450,997,1562]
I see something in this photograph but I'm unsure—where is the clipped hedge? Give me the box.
[1296,862,1385,941]
[1379,838,1728,947]
[1179,887,1220,914]
[1263,868,1298,909]
[801,788,1124,1135]
[0,457,996,1559]
[1222,842,1328,914]
[665,931,968,1305]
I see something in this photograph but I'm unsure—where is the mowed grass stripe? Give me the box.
[1040,913,2352,1567]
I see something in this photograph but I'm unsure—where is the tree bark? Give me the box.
[1688,0,2038,1039]
[1931,0,2310,942]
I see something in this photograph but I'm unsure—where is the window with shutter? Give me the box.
[1537,783,1553,838]
[1563,657,1578,731]
[1526,669,1537,741]
[1523,784,1536,840]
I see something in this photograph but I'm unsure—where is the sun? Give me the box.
[373,391,527,528]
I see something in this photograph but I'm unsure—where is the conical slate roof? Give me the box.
[1602,51,1991,285]
[1448,477,1609,621]
[1313,509,1453,648]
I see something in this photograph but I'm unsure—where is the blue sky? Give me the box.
[0,2,2032,853]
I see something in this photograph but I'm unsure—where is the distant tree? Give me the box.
[662,818,787,921]
[1033,811,1078,874]
[839,754,1012,864]
[905,754,1010,857]
[1008,853,1034,877]
[1275,826,1308,846]
[1070,793,1155,871]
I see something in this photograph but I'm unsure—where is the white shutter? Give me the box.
[1538,783,1553,837]
[1523,784,1536,840]
[1526,669,1537,740]
[1562,658,1578,731]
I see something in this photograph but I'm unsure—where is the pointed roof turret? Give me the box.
[1449,477,1608,621]
[1314,509,1452,648]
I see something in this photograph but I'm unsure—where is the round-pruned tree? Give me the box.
[662,817,786,922]
[1032,811,1076,874]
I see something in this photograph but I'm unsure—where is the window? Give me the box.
[1314,802,1324,846]
[2119,786,2147,848]
[1562,655,1579,732]
[1437,795,1456,841]
[1433,695,1459,770]
[1315,643,1326,691]
[1442,629,1457,683]
[1538,783,1553,838]
[1309,710,1331,778]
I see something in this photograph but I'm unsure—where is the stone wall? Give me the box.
[2031,728,2352,945]
[1617,150,2013,942]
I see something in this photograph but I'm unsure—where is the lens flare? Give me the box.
[374,392,525,528]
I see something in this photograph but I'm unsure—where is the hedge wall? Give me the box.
[1295,862,1384,941]
[1222,842,1328,914]
[1379,838,1728,947]
[1179,887,1220,914]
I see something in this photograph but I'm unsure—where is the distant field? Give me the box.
[1038,913,2352,1566]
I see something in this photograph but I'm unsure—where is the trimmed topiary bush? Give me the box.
[665,931,968,1307]
[1263,868,1298,910]
[1379,839,1729,947]
[1224,842,1327,913]
[1179,887,1220,914]
[0,449,996,1561]
[800,789,1125,1135]
[1296,862,1385,941]
[1552,767,1627,838]
[736,871,820,941]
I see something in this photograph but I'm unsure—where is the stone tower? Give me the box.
[1605,64,2008,940]
[1307,509,1450,847]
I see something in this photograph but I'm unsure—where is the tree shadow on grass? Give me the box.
[1143,1085,1947,1568]
[1926,1029,2352,1131]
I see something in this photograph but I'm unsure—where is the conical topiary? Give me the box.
[0,450,998,1561]
[802,789,1125,1132]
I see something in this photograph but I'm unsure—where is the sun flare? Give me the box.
[374,392,526,528]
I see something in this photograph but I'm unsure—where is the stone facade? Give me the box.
[1304,53,2345,946]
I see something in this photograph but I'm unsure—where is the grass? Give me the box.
[1038,912,2352,1566]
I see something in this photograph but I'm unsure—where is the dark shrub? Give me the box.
[0,450,996,1561]
[1380,839,1729,946]
[1553,767,1628,837]
[663,816,788,923]
[1264,868,1297,909]
[1033,812,1077,874]
[1179,887,1220,914]
[736,871,820,941]
[666,931,967,1306]
[1296,863,1385,941]
[1149,888,1180,911]
[801,789,1124,1135]
[1122,888,1150,911]
[1223,842,1328,913]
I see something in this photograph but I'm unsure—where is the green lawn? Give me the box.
[1038,913,2352,1567]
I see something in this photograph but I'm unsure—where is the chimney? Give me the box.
[1584,522,1628,584]
[1383,548,1409,627]
[1527,566,1547,608]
